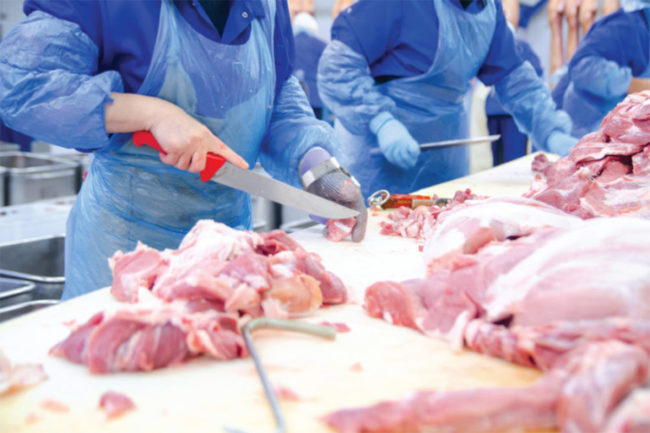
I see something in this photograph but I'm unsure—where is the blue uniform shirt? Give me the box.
[23,0,295,97]
[486,37,543,115]
[331,0,523,86]
[294,31,326,109]
[553,8,650,108]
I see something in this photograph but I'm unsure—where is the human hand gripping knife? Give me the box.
[132,131,359,220]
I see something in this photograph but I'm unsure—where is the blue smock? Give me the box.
[552,8,650,137]
[294,31,327,110]
[0,0,336,299]
[318,0,571,198]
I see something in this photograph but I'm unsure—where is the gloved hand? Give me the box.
[369,112,420,170]
[299,147,368,242]
[546,131,578,156]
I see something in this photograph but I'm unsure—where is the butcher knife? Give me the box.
[132,131,359,220]
[368,134,501,156]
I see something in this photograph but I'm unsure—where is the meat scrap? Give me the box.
[318,321,351,333]
[110,220,348,312]
[50,305,245,374]
[0,350,47,396]
[526,91,650,219]
[99,391,136,418]
[379,189,480,246]
[323,341,649,433]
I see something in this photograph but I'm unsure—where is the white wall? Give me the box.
[0,0,25,41]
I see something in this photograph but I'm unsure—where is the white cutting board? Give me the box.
[0,154,554,433]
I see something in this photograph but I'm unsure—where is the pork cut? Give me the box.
[323,341,648,433]
[526,91,650,219]
[110,221,347,316]
[50,304,245,373]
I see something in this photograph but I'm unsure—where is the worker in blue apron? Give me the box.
[552,0,650,138]
[318,0,577,199]
[486,0,545,166]
[0,0,367,299]
[292,11,328,120]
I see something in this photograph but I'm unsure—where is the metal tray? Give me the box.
[0,277,35,300]
[0,235,65,301]
[0,151,78,205]
[0,299,58,323]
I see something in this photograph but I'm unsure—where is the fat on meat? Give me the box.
[603,389,650,433]
[482,217,650,326]
[50,304,245,373]
[323,341,648,433]
[0,350,47,396]
[421,197,581,274]
[99,391,136,418]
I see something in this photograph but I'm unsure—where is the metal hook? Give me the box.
[223,318,336,433]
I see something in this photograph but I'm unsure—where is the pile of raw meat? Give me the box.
[526,91,650,219]
[50,221,347,373]
[323,93,650,433]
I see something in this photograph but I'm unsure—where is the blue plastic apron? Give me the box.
[63,0,276,299]
[336,0,496,198]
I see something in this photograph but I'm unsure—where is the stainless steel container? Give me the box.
[0,143,20,152]
[0,235,65,302]
[0,151,78,205]
[0,165,5,206]
[0,277,35,300]
[0,299,58,323]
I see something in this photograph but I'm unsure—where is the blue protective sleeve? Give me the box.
[493,61,572,151]
[260,75,337,188]
[571,57,633,99]
[568,9,649,78]
[317,40,396,136]
[0,11,123,150]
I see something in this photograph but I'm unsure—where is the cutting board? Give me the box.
[0,154,555,433]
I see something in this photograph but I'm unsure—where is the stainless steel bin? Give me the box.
[0,235,65,302]
[0,299,58,322]
[0,165,5,206]
[0,151,78,205]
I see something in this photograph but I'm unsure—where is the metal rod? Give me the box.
[223,318,336,433]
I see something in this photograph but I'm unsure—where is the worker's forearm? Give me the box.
[104,92,173,133]
[628,78,650,94]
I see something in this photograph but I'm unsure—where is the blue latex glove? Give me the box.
[546,131,578,156]
[299,147,368,242]
[369,112,420,170]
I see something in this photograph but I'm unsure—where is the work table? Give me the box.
[0,154,555,433]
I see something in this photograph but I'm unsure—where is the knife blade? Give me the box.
[368,134,501,156]
[132,131,359,220]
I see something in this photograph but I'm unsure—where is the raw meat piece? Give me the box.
[421,197,581,274]
[110,242,168,303]
[256,230,302,255]
[464,318,650,371]
[318,321,351,333]
[99,391,136,418]
[557,342,648,433]
[379,189,479,244]
[0,350,47,396]
[366,228,564,348]
[482,217,650,326]
[526,92,650,219]
[326,218,356,242]
[50,305,245,373]
[322,341,648,433]
[40,399,70,412]
[273,385,300,401]
[109,220,347,318]
[603,389,650,433]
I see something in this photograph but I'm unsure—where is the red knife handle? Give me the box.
[132,131,226,182]
[383,194,433,209]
